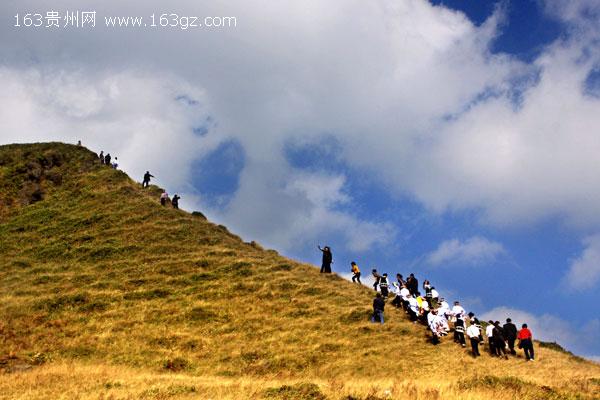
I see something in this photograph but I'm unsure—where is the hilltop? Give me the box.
[0,142,598,400]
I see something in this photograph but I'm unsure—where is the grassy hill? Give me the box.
[0,142,598,400]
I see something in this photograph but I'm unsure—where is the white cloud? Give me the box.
[0,67,220,191]
[426,236,506,266]
[219,169,395,252]
[480,306,600,360]
[564,235,600,290]
[0,0,599,255]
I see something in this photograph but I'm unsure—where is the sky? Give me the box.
[0,0,599,360]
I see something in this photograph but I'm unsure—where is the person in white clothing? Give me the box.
[400,286,410,299]
[428,309,446,344]
[438,298,450,316]
[407,295,419,322]
[486,320,496,356]
[467,320,481,357]
[398,285,411,310]
[451,301,466,319]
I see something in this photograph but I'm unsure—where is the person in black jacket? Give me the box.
[379,273,389,299]
[503,318,518,355]
[143,171,154,188]
[371,293,385,324]
[493,321,509,359]
[396,273,405,287]
[318,245,332,273]
[172,194,181,209]
[371,269,381,291]
[406,273,418,296]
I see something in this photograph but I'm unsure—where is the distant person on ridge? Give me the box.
[503,318,518,355]
[466,319,481,357]
[104,153,111,166]
[112,157,118,169]
[351,261,361,283]
[160,191,169,206]
[318,245,332,273]
[517,323,535,361]
[99,151,105,164]
[143,171,154,188]
[172,194,181,209]
[371,292,385,324]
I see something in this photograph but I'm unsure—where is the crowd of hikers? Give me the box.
[95,146,537,363]
[97,152,181,209]
[318,246,536,361]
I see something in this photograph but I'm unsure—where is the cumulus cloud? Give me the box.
[0,0,511,254]
[1,0,600,255]
[564,235,600,290]
[426,236,506,266]
[480,306,600,360]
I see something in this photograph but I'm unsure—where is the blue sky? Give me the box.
[1,0,599,359]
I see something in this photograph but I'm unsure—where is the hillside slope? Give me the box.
[0,143,598,400]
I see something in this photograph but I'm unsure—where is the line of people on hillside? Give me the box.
[96,152,182,210]
[318,246,536,362]
[142,171,181,209]
[98,150,119,169]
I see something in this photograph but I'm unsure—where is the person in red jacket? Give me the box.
[517,323,535,361]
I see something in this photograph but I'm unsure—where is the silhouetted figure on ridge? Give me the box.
[99,151,105,164]
[104,153,111,166]
[143,171,154,188]
[318,245,332,273]
[172,194,181,209]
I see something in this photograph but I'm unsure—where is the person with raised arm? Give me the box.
[318,245,332,273]
[143,171,154,188]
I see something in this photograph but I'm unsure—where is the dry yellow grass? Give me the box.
[0,143,599,399]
